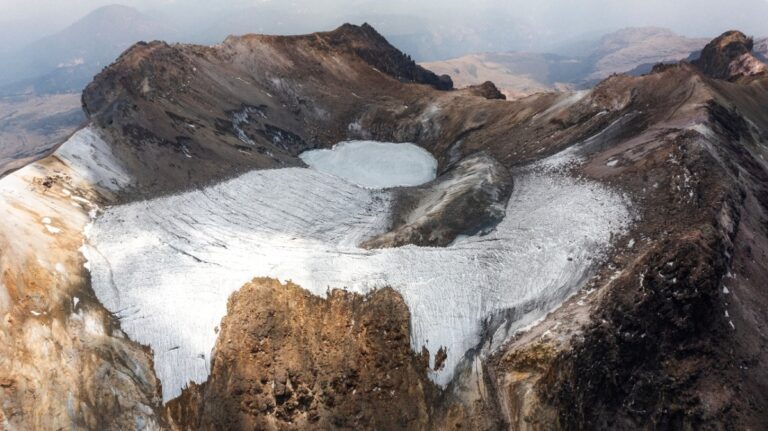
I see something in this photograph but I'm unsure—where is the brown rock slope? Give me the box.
[362,152,513,248]
[81,23,452,200]
[166,279,499,431]
[0,139,162,429]
[488,35,768,429]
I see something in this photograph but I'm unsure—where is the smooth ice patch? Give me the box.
[85,154,632,401]
[299,140,437,189]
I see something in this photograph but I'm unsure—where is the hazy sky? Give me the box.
[1,0,767,55]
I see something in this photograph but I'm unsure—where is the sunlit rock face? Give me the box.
[84,141,632,401]
[0,127,162,430]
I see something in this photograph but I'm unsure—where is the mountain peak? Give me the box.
[322,23,453,90]
[693,30,767,80]
[218,24,452,91]
[86,4,143,16]
[0,3,171,94]
[73,4,151,29]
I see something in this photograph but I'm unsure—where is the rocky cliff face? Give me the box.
[166,279,436,430]
[166,279,500,431]
[693,30,767,80]
[1,24,767,430]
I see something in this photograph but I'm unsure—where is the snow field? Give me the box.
[85,142,632,401]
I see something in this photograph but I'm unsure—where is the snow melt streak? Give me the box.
[86,166,630,401]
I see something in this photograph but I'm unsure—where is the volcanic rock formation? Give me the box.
[166,279,477,430]
[692,30,767,80]
[0,23,767,431]
[362,152,513,248]
[465,81,507,100]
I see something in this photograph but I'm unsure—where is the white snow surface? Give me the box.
[85,144,632,402]
[299,140,438,189]
[55,128,132,192]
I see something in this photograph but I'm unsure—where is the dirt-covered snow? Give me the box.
[84,143,633,401]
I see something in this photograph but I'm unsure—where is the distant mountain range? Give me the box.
[1,3,765,100]
[422,27,715,98]
[0,5,175,96]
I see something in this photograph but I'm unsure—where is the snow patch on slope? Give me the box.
[85,145,632,401]
[0,128,113,264]
[300,141,437,189]
[55,128,132,192]
[534,90,590,119]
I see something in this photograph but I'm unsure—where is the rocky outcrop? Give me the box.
[465,81,507,100]
[362,152,512,248]
[692,30,767,80]
[166,278,501,430]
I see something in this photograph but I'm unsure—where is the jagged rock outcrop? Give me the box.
[692,30,767,80]
[166,279,501,431]
[362,152,513,248]
[166,279,435,430]
[465,81,507,100]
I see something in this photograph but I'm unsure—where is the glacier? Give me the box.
[84,142,632,401]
